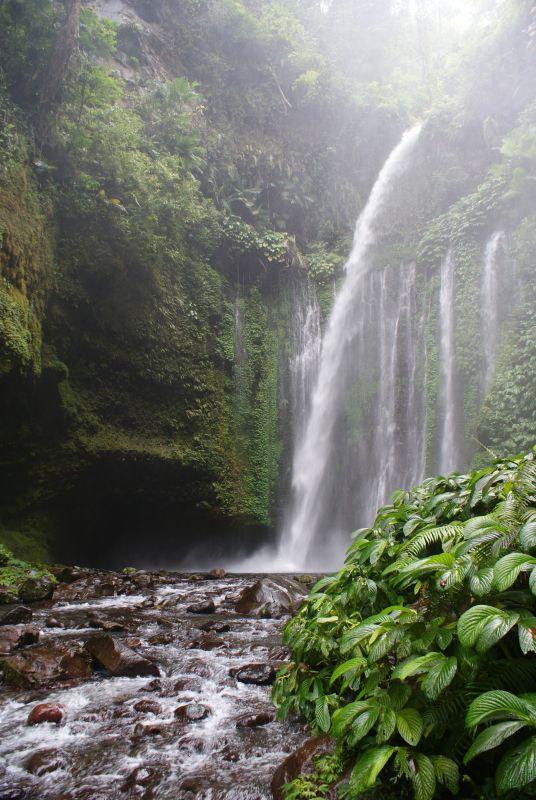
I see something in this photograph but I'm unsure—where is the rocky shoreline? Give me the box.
[0,570,314,799]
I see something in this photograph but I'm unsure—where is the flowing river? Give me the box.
[0,572,308,799]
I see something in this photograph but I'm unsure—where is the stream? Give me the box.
[0,572,309,799]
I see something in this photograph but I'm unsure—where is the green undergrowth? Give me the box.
[0,542,56,604]
[274,449,536,799]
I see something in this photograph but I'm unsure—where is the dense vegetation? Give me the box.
[274,449,536,798]
[0,1,534,567]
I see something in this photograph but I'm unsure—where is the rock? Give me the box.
[24,748,66,776]
[88,615,125,632]
[208,568,226,579]
[187,634,224,651]
[148,632,173,645]
[142,678,162,693]
[0,586,19,605]
[124,637,142,648]
[133,722,165,738]
[0,624,40,655]
[199,620,230,634]
[0,790,26,800]
[123,765,159,789]
[0,606,32,626]
[235,577,305,619]
[232,663,276,686]
[0,643,92,688]
[27,703,65,726]
[18,574,55,603]
[271,736,337,800]
[236,712,274,728]
[84,634,159,678]
[186,600,215,614]
[45,616,61,628]
[174,703,210,722]
[174,676,204,693]
[134,699,162,715]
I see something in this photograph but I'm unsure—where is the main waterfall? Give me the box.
[277,125,423,571]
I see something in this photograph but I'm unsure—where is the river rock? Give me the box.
[24,748,65,776]
[18,574,55,602]
[0,606,32,626]
[148,631,174,645]
[88,615,126,632]
[84,634,159,678]
[232,663,276,686]
[199,620,230,633]
[0,625,40,655]
[187,634,224,651]
[236,712,274,728]
[174,703,210,722]
[134,699,162,715]
[271,736,337,800]
[208,568,226,579]
[235,577,305,618]
[27,703,65,726]
[0,643,92,688]
[186,599,215,614]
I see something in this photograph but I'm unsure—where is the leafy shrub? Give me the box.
[274,449,536,799]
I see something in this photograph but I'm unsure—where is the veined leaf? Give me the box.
[464,720,527,763]
[518,614,536,655]
[331,700,370,736]
[430,755,459,793]
[376,708,397,743]
[350,708,379,743]
[396,708,424,746]
[329,657,367,685]
[392,652,443,681]
[496,735,536,793]
[466,690,536,728]
[470,567,494,597]
[421,656,457,700]
[349,745,396,793]
[458,605,519,651]
[520,518,536,550]
[412,753,436,800]
[493,552,536,591]
[315,696,331,733]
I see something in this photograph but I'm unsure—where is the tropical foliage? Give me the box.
[274,449,536,798]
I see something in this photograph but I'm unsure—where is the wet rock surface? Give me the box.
[0,572,307,798]
[235,577,306,618]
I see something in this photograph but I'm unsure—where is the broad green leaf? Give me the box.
[464,721,527,763]
[458,605,519,651]
[329,657,367,685]
[396,708,424,746]
[349,745,396,793]
[470,567,494,597]
[518,614,536,655]
[412,753,436,800]
[315,696,331,733]
[520,518,536,550]
[530,568,536,597]
[496,735,536,793]
[350,708,379,743]
[430,756,459,793]
[376,708,397,743]
[466,690,536,728]
[493,552,536,591]
[331,701,370,736]
[421,656,457,700]
[392,652,442,681]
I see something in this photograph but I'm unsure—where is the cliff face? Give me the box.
[0,1,534,567]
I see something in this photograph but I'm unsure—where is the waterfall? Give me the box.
[438,250,460,475]
[277,124,423,571]
[481,231,504,393]
[288,277,322,444]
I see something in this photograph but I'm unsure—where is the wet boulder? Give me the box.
[24,748,66,776]
[235,577,305,619]
[18,573,55,603]
[134,699,162,715]
[148,631,174,645]
[174,703,210,722]
[271,736,337,800]
[27,703,65,726]
[186,599,216,614]
[0,643,92,688]
[0,606,32,626]
[187,634,224,651]
[0,625,40,655]
[199,620,230,634]
[236,712,274,729]
[232,663,277,686]
[208,568,226,579]
[85,634,159,678]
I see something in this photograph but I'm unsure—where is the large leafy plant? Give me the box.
[273,449,536,799]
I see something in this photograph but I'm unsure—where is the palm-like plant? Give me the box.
[273,449,536,799]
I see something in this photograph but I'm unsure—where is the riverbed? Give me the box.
[0,571,309,799]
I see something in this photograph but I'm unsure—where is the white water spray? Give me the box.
[278,124,423,570]
[438,250,459,474]
[481,231,504,393]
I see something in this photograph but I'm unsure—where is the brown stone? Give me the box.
[84,634,159,678]
[134,699,162,715]
[0,643,92,688]
[187,634,224,651]
[186,600,215,614]
[0,606,32,626]
[208,568,226,579]
[236,712,274,728]
[148,632,174,645]
[271,736,337,800]
[174,703,210,722]
[235,577,305,618]
[0,624,40,655]
[199,620,230,633]
[24,748,65,776]
[232,663,276,686]
[27,703,65,726]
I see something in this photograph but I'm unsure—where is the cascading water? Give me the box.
[288,277,322,444]
[481,231,505,393]
[277,124,423,571]
[438,249,461,475]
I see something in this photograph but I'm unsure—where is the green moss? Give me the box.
[0,525,53,564]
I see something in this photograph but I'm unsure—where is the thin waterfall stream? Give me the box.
[277,124,423,571]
